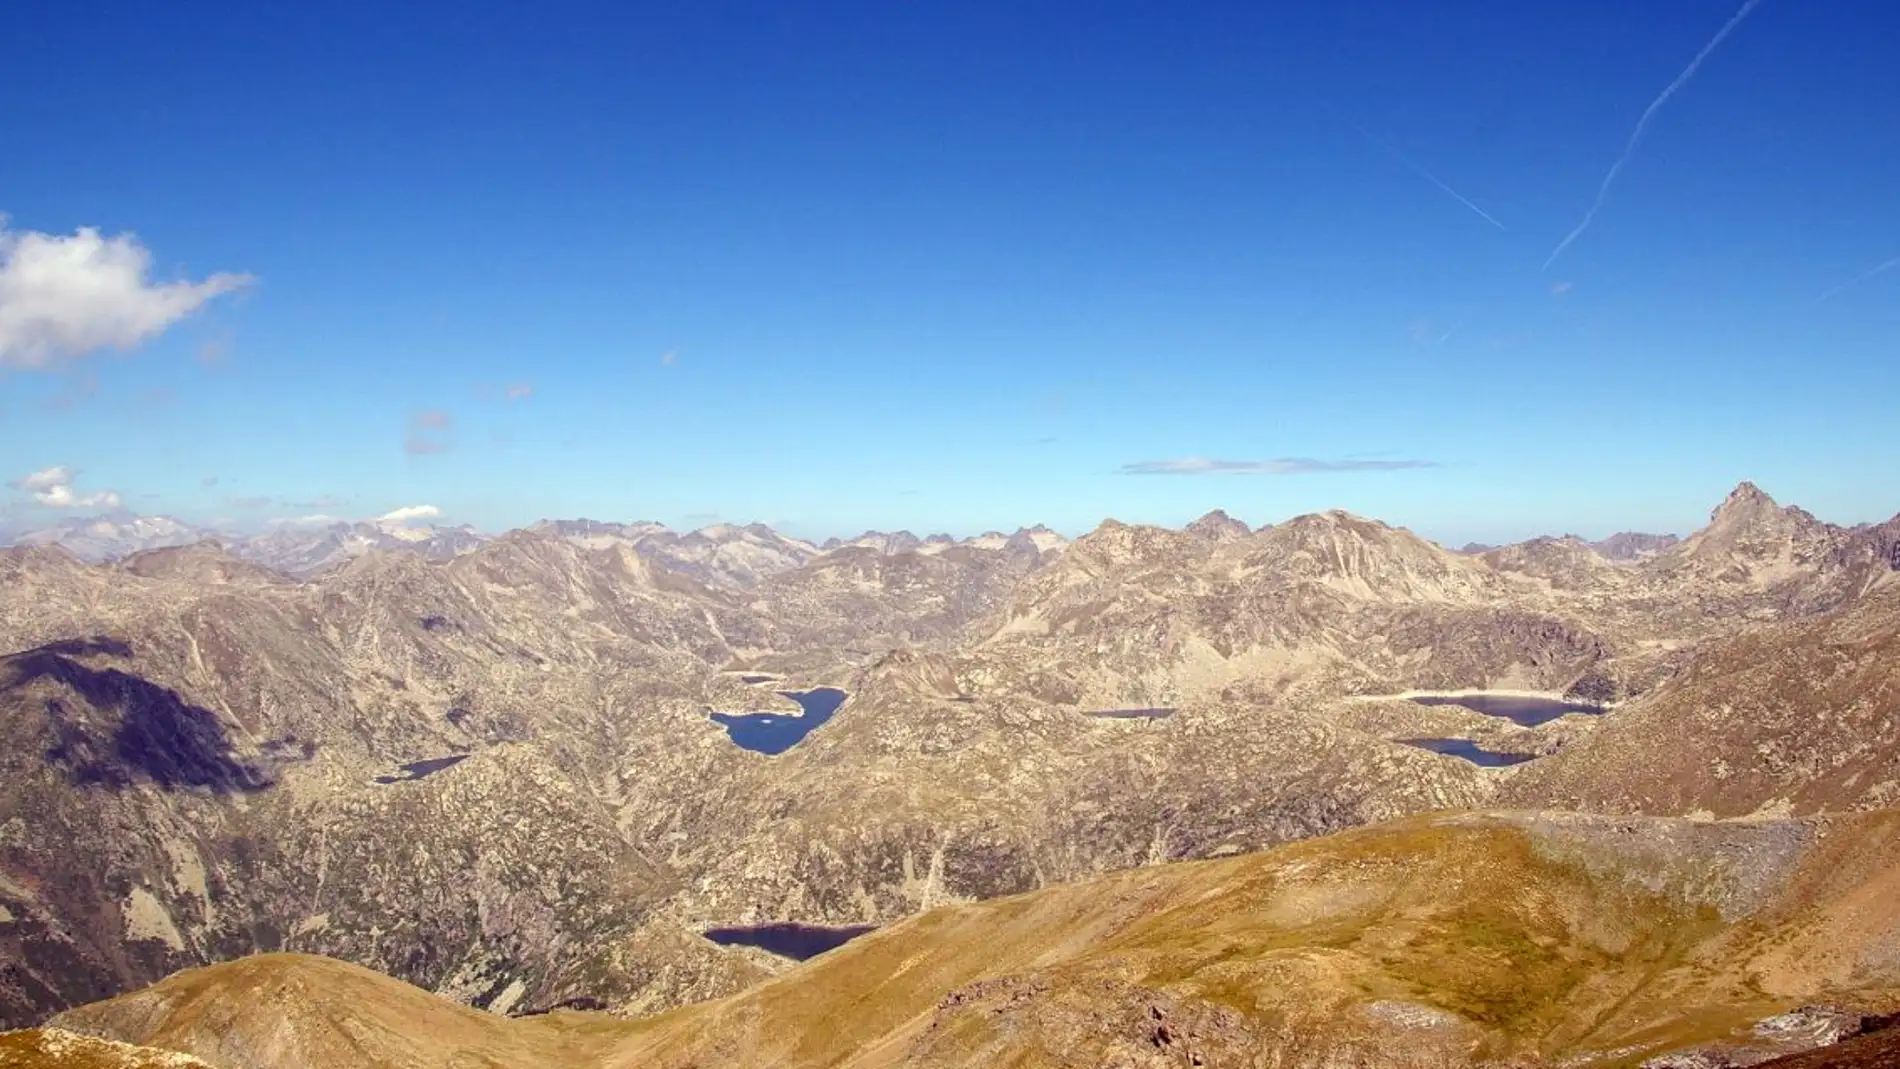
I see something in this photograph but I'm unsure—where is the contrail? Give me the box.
[1814,254,1900,304]
[1542,0,1767,272]
[1343,117,1508,231]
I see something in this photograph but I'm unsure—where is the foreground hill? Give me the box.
[0,1028,215,1067]
[29,809,1900,1069]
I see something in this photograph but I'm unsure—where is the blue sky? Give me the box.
[2,0,1897,545]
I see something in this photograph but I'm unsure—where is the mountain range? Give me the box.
[2,482,1898,1067]
[0,513,1076,587]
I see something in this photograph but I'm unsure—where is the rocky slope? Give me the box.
[0,536,763,1027]
[1505,582,1900,817]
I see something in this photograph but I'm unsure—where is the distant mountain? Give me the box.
[528,518,672,546]
[0,513,489,578]
[531,519,820,591]
[0,514,1071,590]
[818,527,1072,559]
[229,520,490,577]
[1588,531,1679,560]
[1461,532,1679,561]
[960,525,1069,556]
[1184,508,1250,542]
[2,510,1084,585]
[822,530,926,554]
[5,512,212,562]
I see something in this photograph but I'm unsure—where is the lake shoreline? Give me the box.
[1347,687,1620,709]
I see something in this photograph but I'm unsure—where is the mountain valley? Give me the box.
[2,483,1898,1068]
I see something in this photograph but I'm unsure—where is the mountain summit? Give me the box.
[1185,509,1250,542]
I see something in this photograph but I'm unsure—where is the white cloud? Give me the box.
[0,219,252,368]
[504,382,533,401]
[16,466,71,492]
[377,504,441,526]
[1120,457,1439,476]
[265,514,344,528]
[36,485,121,508]
[9,465,121,509]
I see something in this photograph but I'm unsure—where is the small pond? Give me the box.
[1409,693,1604,727]
[703,922,876,960]
[1398,737,1535,768]
[710,687,848,755]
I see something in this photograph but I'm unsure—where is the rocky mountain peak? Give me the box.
[1709,481,1782,526]
[999,528,1046,557]
[1652,483,1843,598]
[1240,509,1493,602]
[1692,481,1828,550]
[1185,509,1249,542]
[1271,509,1391,540]
[1019,525,1070,554]
[1069,519,1188,565]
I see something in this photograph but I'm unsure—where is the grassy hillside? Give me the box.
[39,810,1900,1069]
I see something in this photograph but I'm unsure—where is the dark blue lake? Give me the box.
[1400,737,1535,767]
[374,754,469,783]
[1410,694,1604,727]
[703,922,876,960]
[710,688,848,755]
[1085,708,1175,720]
[738,674,779,684]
